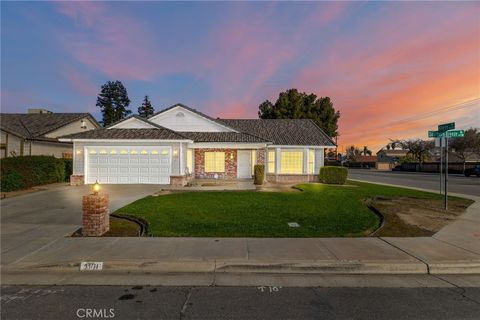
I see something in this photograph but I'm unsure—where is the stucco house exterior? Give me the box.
[60,104,335,186]
[1,109,100,159]
[376,149,409,170]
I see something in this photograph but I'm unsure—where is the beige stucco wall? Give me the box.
[30,141,73,158]
[1,130,73,158]
[44,117,98,138]
[1,131,23,158]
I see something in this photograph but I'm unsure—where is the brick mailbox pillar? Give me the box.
[82,194,110,236]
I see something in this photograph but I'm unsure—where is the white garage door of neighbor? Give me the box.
[85,146,171,184]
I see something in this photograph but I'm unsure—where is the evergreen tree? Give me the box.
[138,95,155,118]
[258,88,340,137]
[96,80,131,126]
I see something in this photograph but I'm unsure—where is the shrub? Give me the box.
[1,170,24,191]
[254,164,265,185]
[63,159,73,182]
[0,156,66,192]
[319,166,348,185]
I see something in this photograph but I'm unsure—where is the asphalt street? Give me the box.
[348,169,480,196]
[2,283,480,320]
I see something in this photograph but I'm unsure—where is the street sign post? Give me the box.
[428,123,463,211]
[428,131,440,138]
[444,130,464,138]
[438,122,455,132]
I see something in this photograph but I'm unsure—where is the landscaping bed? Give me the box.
[368,197,473,237]
[72,216,145,237]
[113,181,473,237]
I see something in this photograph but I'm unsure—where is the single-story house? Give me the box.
[1,109,100,159]
[60,104,335,186]
[376,149,409,170]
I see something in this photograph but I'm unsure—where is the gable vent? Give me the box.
[176,112,185,118]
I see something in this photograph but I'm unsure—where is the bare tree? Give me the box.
[449,128,480,173]
[395,139,434,168]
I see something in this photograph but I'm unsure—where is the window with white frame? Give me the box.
[204,152,225,172]
[268,150,275,173]
[280,151,303,174]
[187,149,194,174]
[308,150,315,174]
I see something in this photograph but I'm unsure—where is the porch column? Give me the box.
[179,142,184,175]
[275,148,281,174]
[303,147,308,174]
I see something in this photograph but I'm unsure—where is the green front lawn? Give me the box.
[114,181,465,237]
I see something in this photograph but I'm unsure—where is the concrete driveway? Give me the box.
[1,184,163,265]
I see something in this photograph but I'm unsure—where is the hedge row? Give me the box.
[319,166,348,185]
[0,156,72,192]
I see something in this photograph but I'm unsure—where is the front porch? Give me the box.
[163,178,256,191]
[173,145,324,186]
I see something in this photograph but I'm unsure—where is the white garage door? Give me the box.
[85,146,171,184]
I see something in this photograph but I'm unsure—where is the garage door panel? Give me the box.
[130,167,139,174]
[86,147,171,185]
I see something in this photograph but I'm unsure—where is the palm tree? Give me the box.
[362,146,372,156]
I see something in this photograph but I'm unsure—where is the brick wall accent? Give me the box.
[170,175,193,186]
[70,175,84,186]
[82,194,109,236]
[266,174,319,183]
[256,149,266,165]
[194,149,237,179]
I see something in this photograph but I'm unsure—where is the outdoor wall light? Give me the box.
[92,180,100,195]
[76,149,82,155]
[173,149,179,156]
[230,153,234,159]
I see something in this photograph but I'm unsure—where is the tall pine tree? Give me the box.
[258,88,340,138]
[96,80,131,126]
[138,95,155,118]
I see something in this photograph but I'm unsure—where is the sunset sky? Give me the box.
[2,1,479,152]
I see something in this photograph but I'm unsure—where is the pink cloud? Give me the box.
[55,2,174,80]
[200,2,351,118]
[294,3,480,151]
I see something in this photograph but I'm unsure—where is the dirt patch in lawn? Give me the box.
[368,197,474,237]
[71,215,145,237]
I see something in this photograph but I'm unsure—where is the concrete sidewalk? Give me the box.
[1,183,479,285]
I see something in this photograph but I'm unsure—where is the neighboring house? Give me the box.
[60,104,335,186]
[357,155,377,164]
[1,109,100,159]
[376,149,409,170]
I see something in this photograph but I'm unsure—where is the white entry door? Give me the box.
[86,146,171,184]
[237,150,252,179]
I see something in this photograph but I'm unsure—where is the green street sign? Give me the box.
[444,130,464,138]
[428,130,440,138]
[438,122,455,132]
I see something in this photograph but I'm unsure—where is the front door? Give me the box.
[237,150,252,179]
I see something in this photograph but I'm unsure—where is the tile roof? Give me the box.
[60,128,189,140]
[217,119,336,146]
[178,132,270,143]
[149,103,238,132]
[0,113,99,139]
[105,114,163,129]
